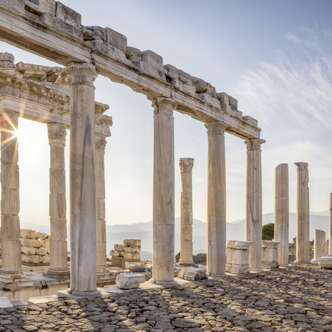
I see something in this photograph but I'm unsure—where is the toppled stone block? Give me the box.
[318,256,332,269]
[116,272,145,289]
[55,2,81,28]
[125,261,146,272]
[177,266,207,281]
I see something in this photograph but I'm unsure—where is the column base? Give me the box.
[44,269,70,280]
[149,278,177,288]
[179,262,195,267]
[0,269,23,282]
[58,289,101,299]
[250,268,263,273]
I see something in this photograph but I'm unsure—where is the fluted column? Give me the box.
[179,158,194,266]
[295,162,310,264]
[0,112,21,277]
[152,97,175,285]
[206,122,227,277]
[246,138,264,272]
[95,134,107,276]
[329,193,332,255]
[67,63,97,296]
[274,163,289,266]
[47,123,69,277]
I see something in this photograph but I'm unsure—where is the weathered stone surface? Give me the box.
[177,266,207,281]
[262,240,279,269]
[116,273,145,289]
[226,240,252,274]
[311,229,326,264]
[318,256,332,269]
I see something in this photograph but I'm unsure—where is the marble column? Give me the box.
[312,229,326,263]
[206,122,227,277]
[246,138,264,272]
[95,134,107,276]
[67,63,97,296]
[47,123,69,278]
[179,158,194,266]
[295,162,310,264]
[274,163,289,266]
[152,97,175,285]
[0,112,21,277]
[329,193,332,255]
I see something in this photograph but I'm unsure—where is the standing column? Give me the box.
[246,138,264,272]
[206,122,227,277]
[47,123,69,278]
[0,112,21,277]
[152,97,175,285]
[179,158,194,266]
[274,163,289,266]
[329,193,332,255]
[67,63,97,296]
[95,134,107,276]
[295,162,310,264]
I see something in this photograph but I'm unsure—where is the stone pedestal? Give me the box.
[47,123,69,278]
[295,162,310,264]
[116,273,146,290]
[152,98,175,286]
[179,158,194,266]
[0,112,21,278]
[206,122,227,277]
[311,230,326,264]
[274,163,289,266]
[67,63,98,296]
[262,241,279,269]
[246,139,264,272]
[226,241,252,274]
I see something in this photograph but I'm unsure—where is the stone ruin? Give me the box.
[111,239,141,269]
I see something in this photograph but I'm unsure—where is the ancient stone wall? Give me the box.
[111,239,141,268]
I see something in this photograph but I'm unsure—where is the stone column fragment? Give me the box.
[179,158,194,266]
[67,63,98,296]
[0,112,21,276]
[152,98,175,285]
[47,123,69,278]
[274,163,289,266]
[206,122,227,277]
[246,138,264,272]
[312,229,326,264]
[295,162,310,264]
[329,194,332,256]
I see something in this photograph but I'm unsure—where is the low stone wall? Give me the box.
[0,229,50,266]
[111,239,141,268]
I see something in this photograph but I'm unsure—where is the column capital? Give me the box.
[48,122,66,146]
[179,158,194,172]
[205,121,227,135]
[67,62,97,86]
[245,138,265,151]
[152,97,175,114]
[95,134,107,151]
[294,162,308,169]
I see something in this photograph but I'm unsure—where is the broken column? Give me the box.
[262,241,279,269]
[67,63,98,296]
[246,138,264,272]
[311,230,326,264]
[152,98,175,286]
[47,122,69,278]
[329,193,332,256]
[274,163,289,266]
[206,122,227,277]
[179,158,194,266]
[295,162,310,264]
[0,112,21,278]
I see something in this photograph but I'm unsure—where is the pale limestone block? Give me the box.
[116,273,145,290]
[262,241,279,269]
[226,241,252,274]
[318,256,332,269]
[177,266,206,281]
[311,230,326,264]
[55,2,81,28]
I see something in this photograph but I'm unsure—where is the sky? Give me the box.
[0,0,331,228]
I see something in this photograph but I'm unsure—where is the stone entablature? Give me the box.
[0,0,260,139]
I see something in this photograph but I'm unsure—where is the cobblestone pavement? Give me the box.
[0,266,331,332]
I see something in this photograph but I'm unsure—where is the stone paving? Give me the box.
[0,266,331,332]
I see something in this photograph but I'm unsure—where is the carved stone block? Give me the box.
[55,2,81,28]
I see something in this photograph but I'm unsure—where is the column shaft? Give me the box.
[329,194,332,255]
[295,162,310,263]
[0,112,21,275]
[68,63,97,295]
[179,158,194,266]
[246,139,264,272]
[47,123,69,277]
[274,163,289,266]
[152,98,175,285]
[206,122,226,277]
[95,135,107,275]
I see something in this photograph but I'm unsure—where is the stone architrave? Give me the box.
[67,63,98,296]
[295,162,310,264]
[47,122,69,278]
[311,230,326,264]
[246,138,264,272]
[206,122,227,277]
[95,134,107,276]
[152,98,175,286]
[0,112,21,277]
[179,158,194,266]
[274,163,289,266]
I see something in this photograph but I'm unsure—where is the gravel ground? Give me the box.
[0,265,331,332]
